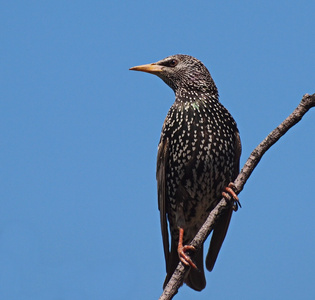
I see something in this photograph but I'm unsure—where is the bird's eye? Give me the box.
[168,59,178,67]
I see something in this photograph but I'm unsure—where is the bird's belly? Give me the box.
[169,151,233,242]
[182,183,221,241]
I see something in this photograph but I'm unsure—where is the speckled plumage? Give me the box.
[130,54,241,292]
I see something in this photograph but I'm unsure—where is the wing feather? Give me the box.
[206,129,242,271]
[157,138,170,270]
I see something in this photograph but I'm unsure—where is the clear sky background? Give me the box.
[1,1,314,299]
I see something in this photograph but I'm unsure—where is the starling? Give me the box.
[130,54,241,291]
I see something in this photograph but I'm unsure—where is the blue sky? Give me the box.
[1,1,314,299]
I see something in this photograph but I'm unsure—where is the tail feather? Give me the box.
[184,246,206,291]
[163,241,179,289]
[206,206,233,271]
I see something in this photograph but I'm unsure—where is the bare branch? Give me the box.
[159,93,315,300]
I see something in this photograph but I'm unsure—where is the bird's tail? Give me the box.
[185,246,206,291]
[206,206,233,271]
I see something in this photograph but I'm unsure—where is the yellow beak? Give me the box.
[129,63,163,74]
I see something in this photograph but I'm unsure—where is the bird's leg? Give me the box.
[177,227,197,269]
[222,182,241,211]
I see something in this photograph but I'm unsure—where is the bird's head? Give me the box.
[130,54,218,97]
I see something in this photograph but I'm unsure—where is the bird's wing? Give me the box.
[157,137,170,269]
[206,129,242,271]
[233,130,242,179]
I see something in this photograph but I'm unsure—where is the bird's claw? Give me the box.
[177,227,197,269]
[178,244,197,269]
[222,182,241,211]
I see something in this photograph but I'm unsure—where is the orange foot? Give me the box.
[177,228,197,269]
[222,182,241,211]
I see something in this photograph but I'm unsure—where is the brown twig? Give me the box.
[159,93,315,300]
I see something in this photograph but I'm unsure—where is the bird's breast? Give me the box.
[162,100,237,234]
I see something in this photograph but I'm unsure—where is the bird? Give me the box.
[130,54,241,291]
